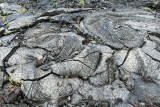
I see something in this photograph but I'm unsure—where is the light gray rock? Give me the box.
[78,80,130,104]
[50,44,113,78]
[119,47,160,82]
[0,47,12,66]
[2,3,160,106]
[21,75,83,104]
[23,32,85,60]
[114,49,128,66]
[6,47,47,81]
[80,9,160,48]
[142,40,160,62]
[8,16,36,30]
[0,3,25,14]
[42,8,92,16]
[128,79,160,105]
[0,33,16,46]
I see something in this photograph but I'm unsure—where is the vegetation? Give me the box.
[38,13,42,16]
[56,2,58,7]
[7,22,10,26]
[152,4,156,8]
[2,16,6,21]
[26,22,30,27]
[19,27,23,31]
[82,0,85,6]
[22,9,26,13]
[9,77,13,84]
[19,8,26,14]
[94,35,97,39]
[129,3,132,6]
[9,77,22,86]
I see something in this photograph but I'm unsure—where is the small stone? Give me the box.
[57,80,63,87]
[0,96,4,104]
[35,59,43,67]
[67,96,71,101]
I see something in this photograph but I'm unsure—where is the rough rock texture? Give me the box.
[80,9,160,48]
[0,0,160,107]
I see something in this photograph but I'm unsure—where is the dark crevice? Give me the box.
[144,52,160,63]
[22,45,50,53]
[48,18,93,45]
[139,41,146,48]
[102,42,123,51]
[118,48,132,67]
[21,69,89,82]
[2,45,20,63]
[41,8,93,17]
[107,57,115,84]
[80,51,101,59]
[64,59,95,71]
[50,20,71,25]
[148,32,160,39]
[118,70,134,93]
[5,22,37,35]
[1,45,20,88]
[21,72,52,81]
[94,53,102,71]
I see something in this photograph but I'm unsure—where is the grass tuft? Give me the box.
[82,0,85,6]
[2,16,6,21]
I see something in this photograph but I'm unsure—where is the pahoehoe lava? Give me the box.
[0,0,160,107]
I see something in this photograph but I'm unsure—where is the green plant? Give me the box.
[144,8,151,13]
[4,32,7,35]
[15,81,22,86]
[65,76,69,79]
[9,77,13,84]
[19,8,26,14]
[22,9,25,13]
[144,7,147,11]
[48,3,51,7]
[2,16,6,21]
[8,77,22,86]
[82,0,85,6]
[152,4,156,8]
[38,13,42,16]
[129,3,132,6]
[8,30,11,34]
[19,27,23,31]
[56,2,58,7]
[7,22,10,26]
[26,22,29,27]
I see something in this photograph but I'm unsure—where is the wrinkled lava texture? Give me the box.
[0,0,160,107]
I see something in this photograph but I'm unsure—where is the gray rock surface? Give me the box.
[80,9,160,48]
[0,3,25,15]
[0,0,160,106]
[8,16,36,30]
